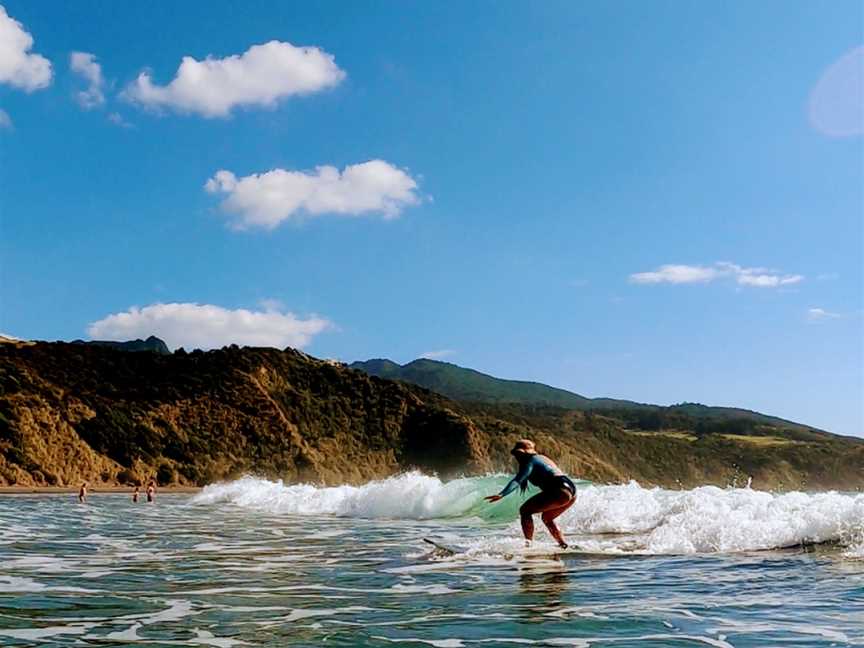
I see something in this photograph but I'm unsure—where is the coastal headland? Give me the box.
[1,339,861,491]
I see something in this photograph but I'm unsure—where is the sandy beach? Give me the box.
[0,486,201,495]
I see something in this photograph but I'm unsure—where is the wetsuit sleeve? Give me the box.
[498,460,533,497]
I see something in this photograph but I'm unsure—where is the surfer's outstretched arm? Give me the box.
[485,460,533,502]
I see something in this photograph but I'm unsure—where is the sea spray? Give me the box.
[192,472,521,520]
[565,484,864,553]
[193,474,864,555]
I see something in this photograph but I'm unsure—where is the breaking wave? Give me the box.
[192,473,521,520]
[192,473,864,555]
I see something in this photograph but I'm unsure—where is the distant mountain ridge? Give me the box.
[72,336,170,355]
[349,358,819,433]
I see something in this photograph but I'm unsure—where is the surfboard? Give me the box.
[422,538,464,556]
[422,537,645,560]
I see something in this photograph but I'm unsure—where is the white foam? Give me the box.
[192,473,503,519]
[564,483,864,554]
[192,474,864,554]
[842,530,864,559]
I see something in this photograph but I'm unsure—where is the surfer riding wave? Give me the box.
[485,439,577,549]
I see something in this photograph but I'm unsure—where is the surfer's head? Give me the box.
[511,439,537,458]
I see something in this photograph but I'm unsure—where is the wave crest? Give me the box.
[192,474,864,554]
[567,483,864,553]
[192,473,512,520]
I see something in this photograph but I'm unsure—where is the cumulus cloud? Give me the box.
[69,51,105,108]
[807,308,841,322]
[87,302,333,351]
[809,45,863,137]
[420,349,456,360]
[630,262,803,288]
[0,108,11,129]
[0,5,52,91]
[205,160,421,229]
[122,40,345,118]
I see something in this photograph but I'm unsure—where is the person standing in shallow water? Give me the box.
[132,486,140,503]
[485,439,577,549]
[78,482,87,504]
[146,481,156,503]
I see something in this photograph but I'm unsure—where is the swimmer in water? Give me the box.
[485,439,577,548]
[132,486,140,503]
[78,482,87,504]
[146,481,156,503]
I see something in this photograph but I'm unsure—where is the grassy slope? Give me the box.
[350,358,821,434]
[458,402,863,491]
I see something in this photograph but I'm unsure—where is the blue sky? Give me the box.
[1,1,862,436]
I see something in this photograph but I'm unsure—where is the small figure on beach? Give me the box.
[78,482,88,504]
[485,439,577,549]
[132,486,140,503]
[146,480,156,503]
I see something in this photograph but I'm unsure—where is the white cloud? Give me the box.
[735,271,803,287]
[69,51,104,108]
[807,308,841,322]
[107,112,132,128]
[630,262,803,288]
[420,349,456,360]
[205,160,421,229]
[629,264,722,284]
[809,45,863,137]
[0,108,11,129]
[0,5,52,91]
[122,40,345,118]
[719,263,803,287]
[87,302,333,351]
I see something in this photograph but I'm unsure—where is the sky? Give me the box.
[0,1,862,436]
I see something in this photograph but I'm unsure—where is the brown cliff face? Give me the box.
[0,342,490,487]
[0,341,861,491]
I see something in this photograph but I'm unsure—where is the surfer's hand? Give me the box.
[485,494,503,503]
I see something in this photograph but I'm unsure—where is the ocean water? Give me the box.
[1,474,862,647]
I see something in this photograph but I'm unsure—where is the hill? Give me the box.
[0,342,493,488]
[350,358,596,408]
[0,343,860,490]
[73,335,171,354]
[349,358,822,436]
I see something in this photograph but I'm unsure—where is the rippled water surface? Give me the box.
[1,477,862,647]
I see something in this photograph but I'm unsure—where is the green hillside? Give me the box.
[349,358,824,436]
[351,358,594,408]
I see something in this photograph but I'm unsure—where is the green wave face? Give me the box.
[193,473,593,522]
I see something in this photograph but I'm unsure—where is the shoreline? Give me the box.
[0,486,202,495]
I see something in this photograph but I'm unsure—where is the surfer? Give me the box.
[485,439,576,549]
[78,482,88,504]
[146,481,156,503]
[132,486,140,503]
